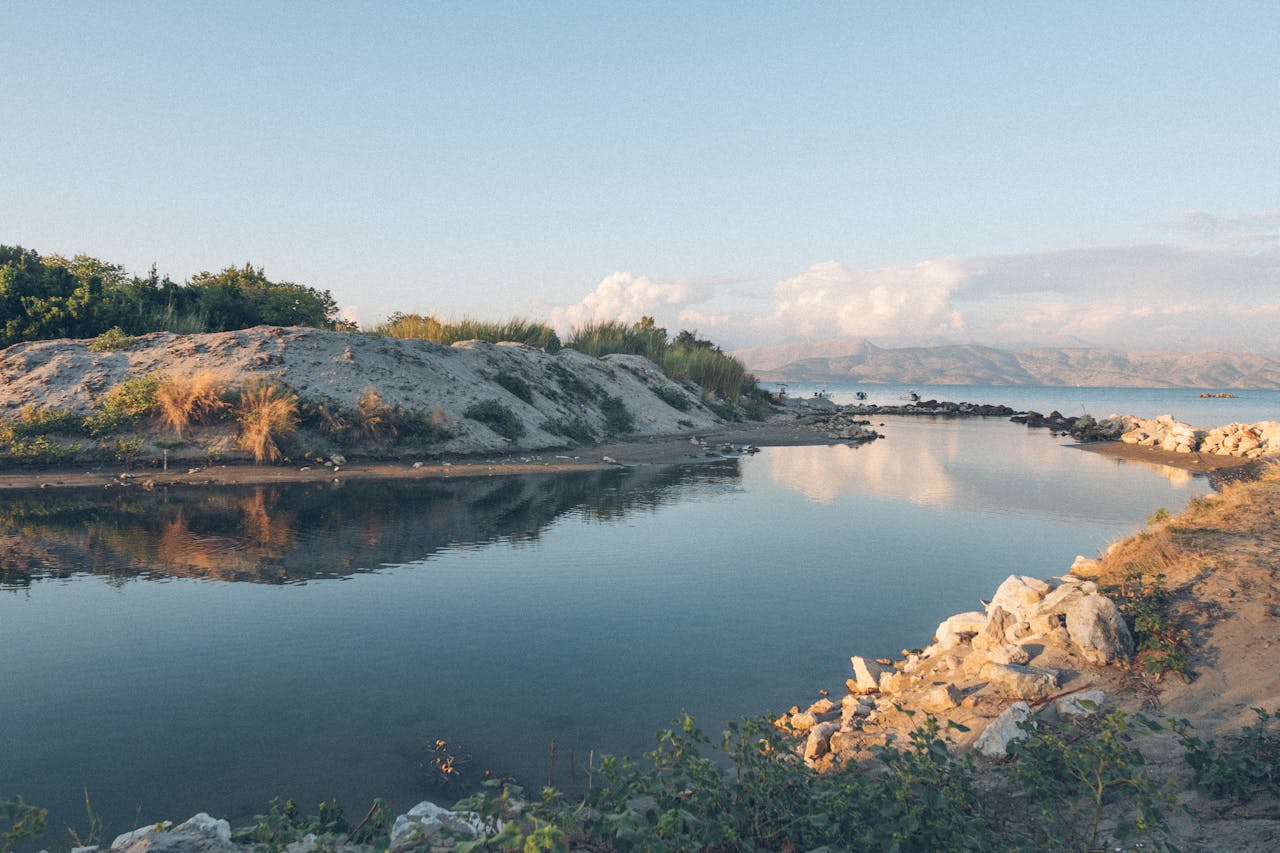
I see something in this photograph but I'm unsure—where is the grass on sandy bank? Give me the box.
[565,319,755,405]
[371,313,562,352]
[0,371,457,467]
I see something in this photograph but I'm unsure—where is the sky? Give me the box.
[3,1,1278,353]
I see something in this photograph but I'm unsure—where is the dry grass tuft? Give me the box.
[235,381,298,463]
[156,370,230,438]
[355,387,395,441]
[1103,529,1191,581]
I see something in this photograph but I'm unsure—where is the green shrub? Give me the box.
[87,326,137,352]
[1176,708,1280,801]
[1008,709,1174,851]
[96,437,144,464]
[458,713,994,852]
[465,400,525,440]
[651,384,690,411]
[548,362,597,401]
[599,396,634,435]
[542,416,595,443]
[493,370,534,403]
[10,406,86,437]
[1102,570,1192,681]
[2,436,82,464]
[702,397,738,421]
[84,373,162,436]
[232,797,392,850]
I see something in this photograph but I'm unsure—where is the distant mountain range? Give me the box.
[735,339,1280,390]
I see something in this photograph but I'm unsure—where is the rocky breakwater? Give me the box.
[844,399,1020,418]
[1117,415,1280,459]
[1009,410,1131,442]
[776,569,1134,767]
[782,396,882,444]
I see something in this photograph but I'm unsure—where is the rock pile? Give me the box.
[1009,410,1132,442]
[1118,415,1280,458]
[784,399,882,444]
[776,572,1134,767]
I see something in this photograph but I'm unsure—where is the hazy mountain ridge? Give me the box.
[737,339,1280,389]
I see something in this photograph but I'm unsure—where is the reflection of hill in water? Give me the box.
[0,462,741,587]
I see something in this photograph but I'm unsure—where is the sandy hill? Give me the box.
[0,326,724,459]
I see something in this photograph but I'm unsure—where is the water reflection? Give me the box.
[0,462,742,589]
[762,417,1205,518]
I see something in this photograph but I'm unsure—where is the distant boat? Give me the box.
[900,389,920,402]
[855,391,868,401]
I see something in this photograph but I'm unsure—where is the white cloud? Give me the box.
[548,272,689,336]
[549,212,1280,353]
[762,259,967,341]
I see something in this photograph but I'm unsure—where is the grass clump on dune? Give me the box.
[373,313,561,352]
[235,381,299,463]
[157,370,229,439]
[566,318,754,404]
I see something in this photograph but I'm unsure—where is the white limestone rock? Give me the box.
[920,683,962,712]
[979,662,1060,700]
[804,721,841,762]
[1032,581,1133,664]
[1054,690,1107,717]
[391,801,485,845]
[988,575,1051,622]
[850,655,886,693]
[934,611,987,650]
[974,701,1034,757]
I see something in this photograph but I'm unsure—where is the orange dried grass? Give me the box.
[157,370,230,438]
[235,381,298,464]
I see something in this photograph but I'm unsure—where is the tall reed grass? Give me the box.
[373,313,561,352]
[566,320,752,403]
[564,320,667,361]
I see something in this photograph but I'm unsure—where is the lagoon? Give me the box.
[0,415,1217,834]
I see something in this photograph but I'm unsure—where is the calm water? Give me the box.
[767,381,1280,426]
[0,416,1219,834]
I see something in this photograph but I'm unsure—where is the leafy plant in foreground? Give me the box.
[1175,708,1280,801]
[1103,569,1193,681]
[1007,708,1176,851]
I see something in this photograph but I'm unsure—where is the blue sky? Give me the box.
[3,2,1277,351]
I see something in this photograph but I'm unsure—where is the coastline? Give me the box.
[0,416,1264,492]
[0,418,838,491]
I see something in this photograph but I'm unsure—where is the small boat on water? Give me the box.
[900,388,921,402]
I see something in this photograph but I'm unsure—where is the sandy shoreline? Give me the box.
[0,419,839,491]
[0,417,1260,492]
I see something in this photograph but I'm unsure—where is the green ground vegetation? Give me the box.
[12,707,1279,852]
